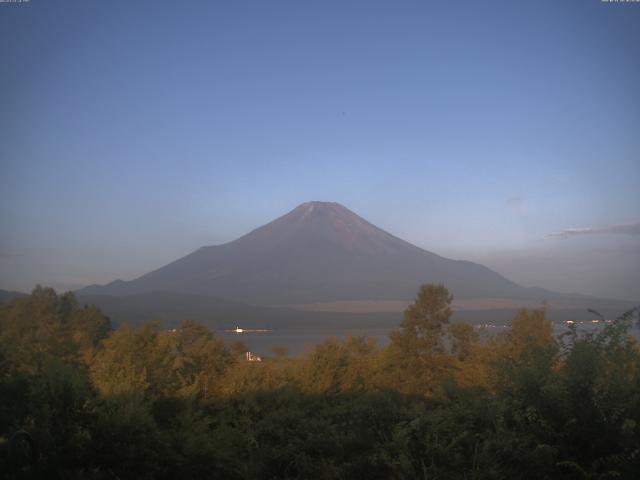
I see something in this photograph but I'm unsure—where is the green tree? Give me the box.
[387,283,453,395]
[554,307,640,477]
[168,320,231,398]
[26,360,94,477]
[448,322,478,361]
[392,283,453,354]
[0,287,110,374]
[298,336,380,394]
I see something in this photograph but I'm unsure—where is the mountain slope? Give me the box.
[78,201,585,304]
[0,289,27,303]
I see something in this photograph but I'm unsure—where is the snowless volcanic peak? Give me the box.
[77,201,572,304]
[232,201,414,256]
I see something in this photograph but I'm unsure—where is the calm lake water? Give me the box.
[220,320,640,357]
[220,327,392,357]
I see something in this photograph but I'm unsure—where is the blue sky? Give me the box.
[1,0,639,299]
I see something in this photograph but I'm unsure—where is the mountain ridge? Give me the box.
[78,201,594,305]
[0,289,27,303]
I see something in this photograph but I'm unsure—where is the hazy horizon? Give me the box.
[2,199,639,302]
[1,1,639,300]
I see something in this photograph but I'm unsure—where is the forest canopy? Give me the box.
[1,285,639,479]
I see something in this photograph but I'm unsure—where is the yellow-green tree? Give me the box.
[298,336,380,394]
[0,287,110,374]
[387,283,453,395]
[90,320,231,399]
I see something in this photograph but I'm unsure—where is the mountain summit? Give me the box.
[79,202,564,304]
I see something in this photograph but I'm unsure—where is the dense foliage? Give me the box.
[1,285,639,479]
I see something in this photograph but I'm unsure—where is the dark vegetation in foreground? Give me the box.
[1,285,639,479]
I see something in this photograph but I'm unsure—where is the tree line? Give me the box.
[1,284,639,479]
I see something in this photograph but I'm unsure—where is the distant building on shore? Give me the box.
[246,351,262,362]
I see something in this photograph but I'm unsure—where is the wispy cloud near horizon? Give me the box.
[506,196,525,213]
[543,222,640,240]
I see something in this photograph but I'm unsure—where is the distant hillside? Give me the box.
[77,292,402,331]
[76,291,636,334]
[0,289,27,303]
[78,201,594,305]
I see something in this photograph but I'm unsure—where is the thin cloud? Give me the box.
[544,222,640,240]
[506,196,525,212]
[0,252,24,265]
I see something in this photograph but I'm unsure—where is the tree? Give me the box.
[168,320,231,398]
[230,340,249,358]
[449,322,478,361]
[387,283,453,395]
[298,336,380,394]
[271,345,289,358]
[392,283,453,353]
[26,360,94,476]
[0,287,111,374]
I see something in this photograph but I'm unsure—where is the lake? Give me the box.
[219,318,640,357]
